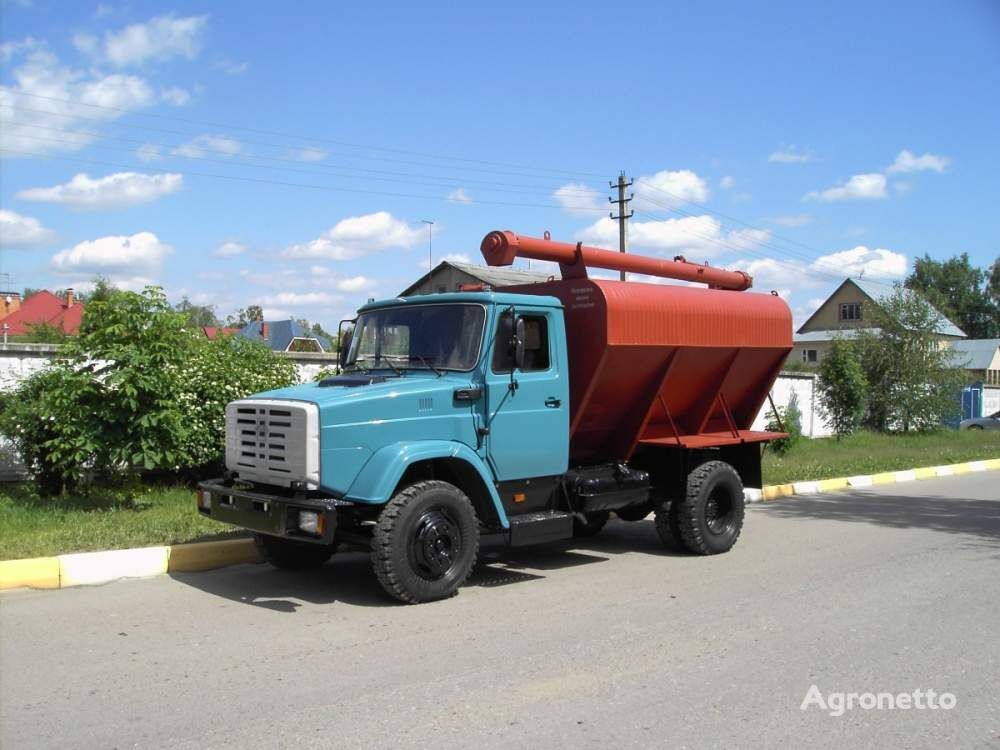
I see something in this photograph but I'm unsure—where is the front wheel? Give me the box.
[371,480,480,604]
[670,460,745,555]
[255,534,336,570]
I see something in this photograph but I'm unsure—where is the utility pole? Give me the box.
[421,220,434,270]
[609,172,633,281]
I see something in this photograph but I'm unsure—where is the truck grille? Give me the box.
[224,399,320,489]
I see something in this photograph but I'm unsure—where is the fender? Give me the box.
[345,440,509,528]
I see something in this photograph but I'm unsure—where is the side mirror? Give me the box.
[513,316,526,370]
[337,318,355,370]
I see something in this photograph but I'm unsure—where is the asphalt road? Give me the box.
[2,472,999,749]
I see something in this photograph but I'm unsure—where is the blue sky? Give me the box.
[2,0,998,330]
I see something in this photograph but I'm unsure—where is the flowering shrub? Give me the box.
[0,286,297,494]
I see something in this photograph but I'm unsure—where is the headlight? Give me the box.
[297,509,325,536]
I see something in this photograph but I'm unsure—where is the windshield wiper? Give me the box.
[374,355,403,377]
[408,355,443,377]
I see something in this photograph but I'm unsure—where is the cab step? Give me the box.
[508,511,573,547]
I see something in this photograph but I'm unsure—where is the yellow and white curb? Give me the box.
[0,538,258,592]
[745,457,1000,503]
[3,458,998,592]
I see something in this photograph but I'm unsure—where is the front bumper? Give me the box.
[197,478,340,545]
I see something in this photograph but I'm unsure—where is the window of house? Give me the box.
[492,313,550,373]
[801,349,818,363]
[839,302,862,321]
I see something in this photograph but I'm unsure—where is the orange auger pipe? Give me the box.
[480,230,753,291]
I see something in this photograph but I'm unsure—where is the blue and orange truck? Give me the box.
[197,230,792,603]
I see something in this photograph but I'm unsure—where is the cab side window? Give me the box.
[491,314,550,373]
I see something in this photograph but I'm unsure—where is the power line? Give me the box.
[0,147,610,214]
[0,116,611,199]
[0,88,604,180]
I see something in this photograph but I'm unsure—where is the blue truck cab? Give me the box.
[199,291,589,602]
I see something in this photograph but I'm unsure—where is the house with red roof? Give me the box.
[201,326,241,340]
[1,289,85,336]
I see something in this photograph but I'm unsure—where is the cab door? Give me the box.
[484,307,569,480]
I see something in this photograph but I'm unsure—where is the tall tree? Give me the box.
[905,253,999,338]
[175,297,221,328]
[226,305,264,327]
[855,285,964,432]
[817,338,868,439]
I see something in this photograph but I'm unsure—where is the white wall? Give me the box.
[751,372,833,438]
[984,386,1000,417]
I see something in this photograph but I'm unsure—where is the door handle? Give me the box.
[545,397,561,408]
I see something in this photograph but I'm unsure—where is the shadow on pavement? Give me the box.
[757,491,1000,544]
[170,518,682,609]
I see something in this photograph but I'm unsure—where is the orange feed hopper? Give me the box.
[482,230,793,463]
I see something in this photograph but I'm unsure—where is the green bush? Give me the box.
[0,286,297,494]
[765,391,803,456]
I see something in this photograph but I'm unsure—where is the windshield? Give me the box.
[345,303,486,372]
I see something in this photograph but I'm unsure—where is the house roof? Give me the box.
[201,326,241,340]
[1,290,85,336]
[400,260,552,296]
[946,339,1000,371]
[797,277,966,338]
[236,319,331,352]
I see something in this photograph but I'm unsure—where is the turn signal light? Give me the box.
[513,492,526,503]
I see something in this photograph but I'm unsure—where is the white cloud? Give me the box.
[806,173,887,202]
[172,135,242,159]
[720,175,735,190]
[98,14,208,67]
[632,169,710,210]
[574,215,768,259]
[214,59,249,75]
[17,172,182,210]
[446,187,472,205]
[281,211,424,261]
[553,183,604,216]
[214,240,246,257]
[51,231,172,275]
[0,45,156,156]
[292,146,327,162]
[263,292,343,307]
[772,213,813,227]
[333,276,376,292]
[886,149,950,174]
[768,145,814,164]
[136,144,161,161]
[160,86,191,106]
[0,209,57,248]
[812,245,907,279]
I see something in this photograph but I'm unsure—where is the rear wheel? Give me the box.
[967,424,984,430]
[371,480,480,604]
[255,533,336,570]
[658,461,745,555]
[654,498,684,549]
[573,510,610,537]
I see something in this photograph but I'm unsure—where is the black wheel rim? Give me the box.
[409,507,462,581]
[704,488,736,536]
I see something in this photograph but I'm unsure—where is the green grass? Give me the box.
[2,430,998,561]
[762,429,1000,486]
[0,483,242,561]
